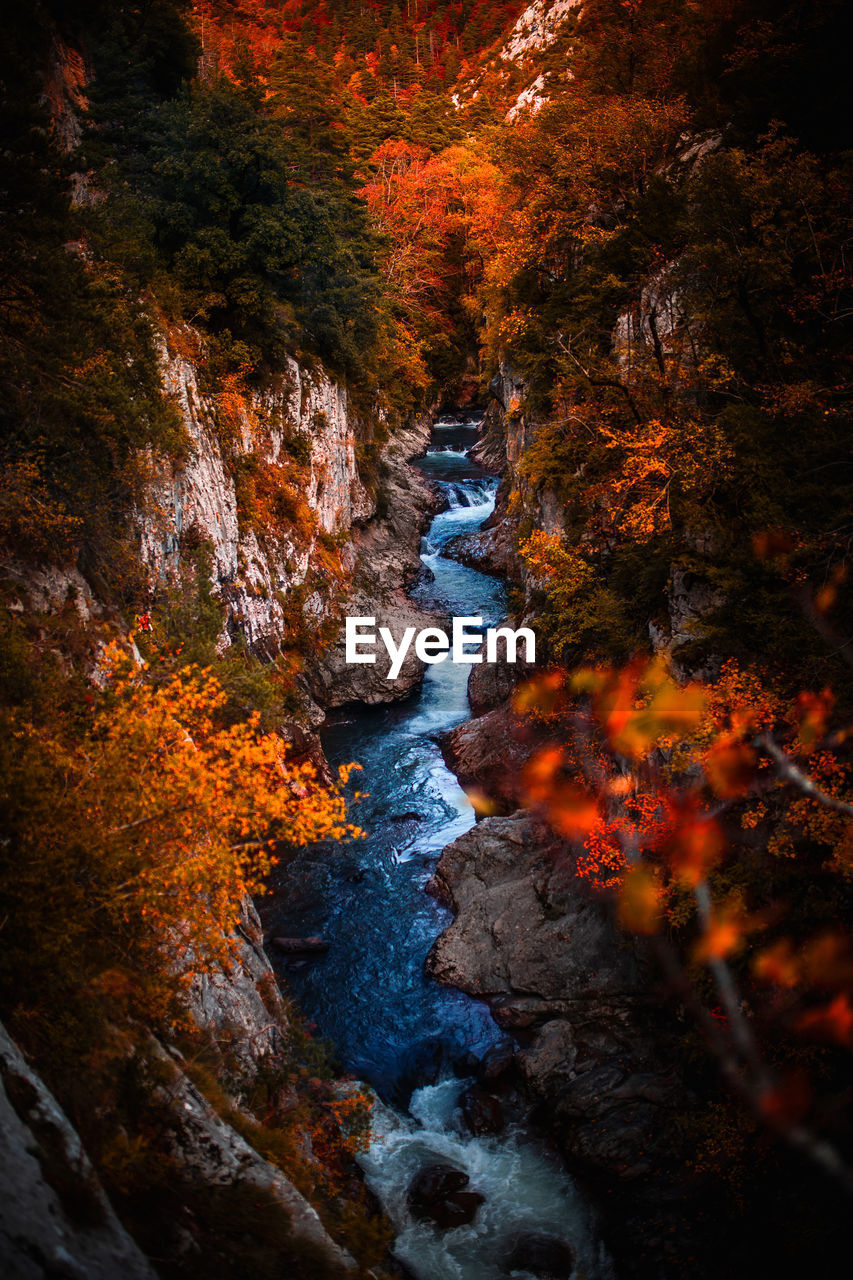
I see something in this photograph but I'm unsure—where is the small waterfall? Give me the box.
[439,479,498,510]
[359,1079,613,1280]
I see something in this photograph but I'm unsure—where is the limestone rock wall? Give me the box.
[140,341,374,657]
[0,1024,158,1280]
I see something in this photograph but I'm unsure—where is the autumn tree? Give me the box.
[360,137,508,391]
[0,646,360,1044]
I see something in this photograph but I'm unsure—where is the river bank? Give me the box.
[262,413,613,1280]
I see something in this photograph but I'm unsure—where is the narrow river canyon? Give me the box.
[4,5,848,1277]
[265,415,612,1280]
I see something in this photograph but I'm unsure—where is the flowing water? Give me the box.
[265,414,612,1280]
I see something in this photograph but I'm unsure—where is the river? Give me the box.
[266,414,611,1280]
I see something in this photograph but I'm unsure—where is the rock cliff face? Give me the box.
[0,899,363,1279]
[425,813,692,1275]
[0,1024,158,1280]
[186,898,291,1079]
[146,1036,356,1277]
[455,0,582,122]
[307,418,444,706]
[139,336,441,708]
[141,340,374,657]
[166,900,363,1273]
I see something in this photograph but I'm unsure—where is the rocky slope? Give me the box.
[142,340,374,658]
[142,335,441,709]
[426,814,685,1183]
[1,304,432,1280]
[0,1024,158,1280]
[307,417,444,707]
[425,813,697,1276]
[0,899,375,1278]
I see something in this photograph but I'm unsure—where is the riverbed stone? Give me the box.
[502,1231,575,1278]
[407,1163,484,1228]
[480,1038,517,1084]
[440,704,546,813]
[460,1085,505,1135]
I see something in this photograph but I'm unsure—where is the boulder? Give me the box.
[466,634,534,719]
[443,472,522,581]
[439,706,538,813]
[429,1191,485,1230]
[308,596,441,706]
[480,1038,516,1084]
[460,1086,505,1136]
[443,523,517,578]
[407,1164,484,1229]
[503,1231,575,1278]
[426,812,686,1184]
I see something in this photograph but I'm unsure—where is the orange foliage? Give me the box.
[509,647,853,1130]
[515,656,853,942]
[796,994,853,1046]
[30,644,361,995]
[618,863,663,934]
[360,139,510,384]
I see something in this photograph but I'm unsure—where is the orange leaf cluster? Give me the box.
[26,646,362,989]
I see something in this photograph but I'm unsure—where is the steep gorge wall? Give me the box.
[0,907,359,1278]
[141,340,375,659]
[139,333,441,711]
[0,33,445,1273]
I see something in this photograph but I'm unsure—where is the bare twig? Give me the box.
[754,733,853,819]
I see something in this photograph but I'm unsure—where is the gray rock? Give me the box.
[309,417,447,707]
[428,813,639,1004]
[407,1164,484,1229]
[426,812,685,1182]
[186,897,287,1079]
[443,473,522,582]
[309,595,442,707]
[443,520,517,578]
[467,634,534,718]
[440,705,539,813]
[149,1039,356,1273]
[0,1023,158,1280]
[141,347,377,661]
[480,1038,516,1084]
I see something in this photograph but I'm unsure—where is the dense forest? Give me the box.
[2,1,853,1278]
